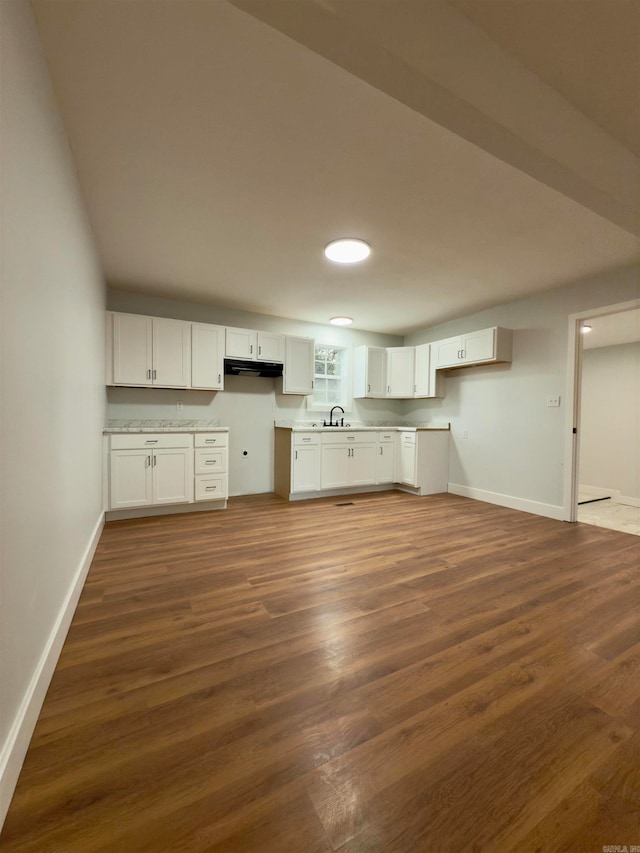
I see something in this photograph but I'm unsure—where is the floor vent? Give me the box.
[335,502,355,507]
[578,496,613,506]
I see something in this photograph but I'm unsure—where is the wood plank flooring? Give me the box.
[1,491,639,852]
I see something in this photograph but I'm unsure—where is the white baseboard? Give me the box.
[579,484,620,500]
[448,483,565,521]
[579,484,640,508]
[617,494,640,508]
[0,512,104,829]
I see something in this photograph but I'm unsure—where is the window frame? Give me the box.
[306,343,353,413]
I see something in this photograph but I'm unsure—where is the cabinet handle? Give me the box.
[347,436,355,440]
[152,369,157,379]
[250,344,253,354]
[218,374,221,384]
[205,485,217,491]
[379,447,383,455]
[387,385,390,393]
[302,437,311,442]
[205,460,217,465]
[147,369,151,380]
[146,454,151,467]
[258,345,261,355]
[367,384,370,392]
[414,384,417,392]
[295,450,298,460]
[205,439,216,444]
[152,455,157,467]
[145,439,158,444]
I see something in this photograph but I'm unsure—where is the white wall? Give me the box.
[0,0,106,824]
[580,342,640,501]
[404,265,640,517]
[106,290,406,495]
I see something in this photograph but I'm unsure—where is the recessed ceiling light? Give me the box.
[324,238,371,264]
[581,323,592,333]
[330,316,353,326]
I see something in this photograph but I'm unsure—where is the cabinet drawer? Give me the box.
[400,431,416,445]
[294,432,320,446]
[110,433,193,450]
[321,431,373,445]
[194,475,227,501]
[194,449,226,474]
[377,431,395,443]
[194,432,228,448]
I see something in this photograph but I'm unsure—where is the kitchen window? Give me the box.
[308,344,351,412]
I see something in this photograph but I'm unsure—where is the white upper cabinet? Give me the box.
[281,335,314,395]
[434,327,512,369]
[191,322,224,390]
[386,347,416,398]
[353,346,387,398]
[225,327,284,362]
[256,331,285,362]
[152,317,191,387]
[111,312,152,386]
[108,312,190,387]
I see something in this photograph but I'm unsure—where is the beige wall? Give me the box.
[0,0,106,823]
[580,342,640,501]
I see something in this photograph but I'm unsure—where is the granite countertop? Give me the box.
[104,419,228,434]
[274,421,450,432]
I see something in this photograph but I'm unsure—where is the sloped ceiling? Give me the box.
[32,0,640,334]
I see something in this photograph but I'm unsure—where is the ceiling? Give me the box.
[31,0,640,335]
[583,308,640,349]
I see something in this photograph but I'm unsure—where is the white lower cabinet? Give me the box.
[376,431,395,484]
[291,433,321,493]
[321,432,376,489]
[108,431,229,513]
[274,427,449,500]
[109,434,193,509]
[396,430,450,494]
[194,433,228,502]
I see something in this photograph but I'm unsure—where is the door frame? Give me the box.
[563,298,640,521]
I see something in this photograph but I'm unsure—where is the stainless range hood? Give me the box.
[223,358,283,378]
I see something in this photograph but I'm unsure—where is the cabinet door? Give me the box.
[414,343,432,397]
[387,347,416,398]
[225,327,256,359]
[350,445,377,486]
[321,445,350,489]
[462,328,495,363]
[292,445,321,492]
[152,448,192,505]
[282,336,314,395]
[367,347,387,397]
[257,332,285,362]
[191,323,224,390]
[398,436,417,486]
[434,336,463,368]
[377,444,395,484]
[110,449,153,508]
[112,313,153,386]
[152,318,191,387]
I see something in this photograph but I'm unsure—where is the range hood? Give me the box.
[223,358,283,378]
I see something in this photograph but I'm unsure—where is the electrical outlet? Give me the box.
[546,396,561,407]
[176,401,183,411]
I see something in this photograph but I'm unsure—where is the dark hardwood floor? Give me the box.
[1,491,639,852]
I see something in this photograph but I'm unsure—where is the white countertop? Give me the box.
[104,419,227,434]
[274,421,450,432]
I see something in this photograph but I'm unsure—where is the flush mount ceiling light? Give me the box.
[330,316,353,326]
[324,238,371,264]
[581,323,592,333]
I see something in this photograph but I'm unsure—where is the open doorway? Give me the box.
[564,300,640,532]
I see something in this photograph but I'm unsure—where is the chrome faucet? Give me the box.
[324,405,345,427]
